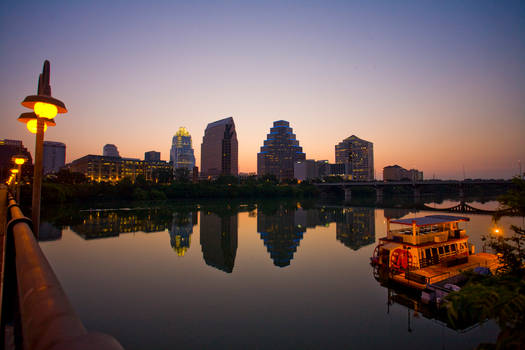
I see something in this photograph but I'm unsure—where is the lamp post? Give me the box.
[12,154,28,203]
[19,60,67,237]
[10,168,19,196]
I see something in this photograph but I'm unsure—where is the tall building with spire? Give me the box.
[201,117,238,178]
[170,127,195,171]
[335,135,374,181]
[257,120,305,180]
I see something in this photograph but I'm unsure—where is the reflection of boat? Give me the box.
[378,282,482,333]
[371,215,499,301]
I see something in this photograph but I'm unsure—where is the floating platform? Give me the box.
[390,253,499,290]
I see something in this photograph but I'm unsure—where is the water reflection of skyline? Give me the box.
[258,205,376,267]
[70,209,171,239]
[200,212,238,273]
[168,212,197,256]
[63,204,376,268]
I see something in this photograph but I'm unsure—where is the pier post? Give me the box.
[459,184,465,199]
[413,187,421,202]
[376,187,383,204]
[344,187,352,202]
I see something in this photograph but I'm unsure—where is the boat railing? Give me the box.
[388,229,451,245]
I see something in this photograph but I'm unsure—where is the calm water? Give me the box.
[39,199,522,350]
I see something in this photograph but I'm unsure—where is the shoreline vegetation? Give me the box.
[445,177,525,349]
[14,169,514,204]
[32,174,319,203]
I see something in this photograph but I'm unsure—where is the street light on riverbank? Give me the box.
[18,60,67,237]
[11,154,28,202]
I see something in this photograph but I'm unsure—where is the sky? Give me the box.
[1,0,524,179]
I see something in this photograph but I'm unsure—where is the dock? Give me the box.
[391,253,500,290]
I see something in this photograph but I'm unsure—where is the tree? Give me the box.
[174,168,190,183]
[446,176,525,349]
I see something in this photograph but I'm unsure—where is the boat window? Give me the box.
[425,248,431,257]
[451,244,456,252]
[445,245,450,253]
[432,248,438,256]
[438,246,444,254]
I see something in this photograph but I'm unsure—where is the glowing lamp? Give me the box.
[17,112,56,133]
[21,94,67,115]
[34,102,58,119]
[12,155,27,165]
[27,119,47,133]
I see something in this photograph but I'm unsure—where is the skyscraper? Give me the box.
[201,117,238,178]
[103,144,120,158]
[257,120,305,180]
[43,141,66,174]
[170,127,195,171]
[335,135,374,181]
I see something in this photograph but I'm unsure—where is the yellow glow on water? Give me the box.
[10,169,19,174]
[34,102,58,119]
[492,227,502,235]
[26,119,47,133]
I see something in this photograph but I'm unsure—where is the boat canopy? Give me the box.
[389,215,470,227]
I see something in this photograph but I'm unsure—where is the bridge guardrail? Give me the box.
[1,187,124,350]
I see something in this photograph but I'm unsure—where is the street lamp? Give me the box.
[19,60,67,237]
[11,154,28,203]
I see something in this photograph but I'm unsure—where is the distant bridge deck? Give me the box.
[313,180,511,187]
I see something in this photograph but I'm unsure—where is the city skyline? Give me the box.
[1,1,524,179]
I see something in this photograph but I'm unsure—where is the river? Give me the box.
[39,199,523,349]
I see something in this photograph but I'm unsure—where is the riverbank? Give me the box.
[19,181,320,204]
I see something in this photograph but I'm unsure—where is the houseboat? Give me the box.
[371,214,499,292]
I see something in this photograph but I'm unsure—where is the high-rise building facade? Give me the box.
[43,141,66,174]
[145,151,161,162]
[103,144,120,158]
[201,117,238,178]
[170,127,195,171]
[335,135,374,181]
[257,120,306,180]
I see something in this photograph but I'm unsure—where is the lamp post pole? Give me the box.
[32,117,45,237]
[16,164,22,202]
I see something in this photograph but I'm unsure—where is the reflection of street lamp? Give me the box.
[18,60,67,237]
[11,154,28,202]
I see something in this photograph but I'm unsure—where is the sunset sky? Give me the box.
[1,1,523,179]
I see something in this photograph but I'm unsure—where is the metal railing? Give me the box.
[0,186,124,350]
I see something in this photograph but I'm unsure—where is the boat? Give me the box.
[371,214,499,297]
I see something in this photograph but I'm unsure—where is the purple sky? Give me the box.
[1,0,524,179]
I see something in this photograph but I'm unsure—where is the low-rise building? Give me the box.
[144,151,161,162]
[383,165,423,181]
[68,155,172,182]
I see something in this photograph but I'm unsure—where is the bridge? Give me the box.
[314,179,511,202]
[0,185,124,350]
